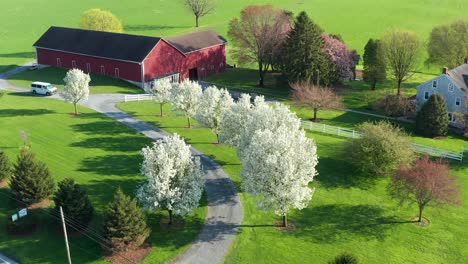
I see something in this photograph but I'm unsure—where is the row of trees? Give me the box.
[228,7,358,87]
[344,121,459,222]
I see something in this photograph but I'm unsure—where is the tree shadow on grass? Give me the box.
[0,108,55,117]
[71,136,150,152]
[0,52,36,58]
[124,25,190,32]
[294,204,409,243]
[78,154,142,177]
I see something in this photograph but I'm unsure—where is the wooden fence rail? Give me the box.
[124,94,153,102]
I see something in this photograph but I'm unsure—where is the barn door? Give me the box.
[189,68,198,80]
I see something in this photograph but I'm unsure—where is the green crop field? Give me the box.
[1,0,466,74]
[0,92,206,263]
[117,101,468,264]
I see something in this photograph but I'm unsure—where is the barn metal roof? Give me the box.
[33,26,161,63]
[166,30,227,54]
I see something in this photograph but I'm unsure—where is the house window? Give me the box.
[432,80,437,88]
[455,97,461,107]
[72,60,77,68]
[114,68,119,78]
[448,83,454,92]
[56,58,61,67]
[100,66,105,75]
[424,91,429,100]
[86,63,91,73]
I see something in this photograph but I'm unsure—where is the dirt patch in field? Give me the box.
[0,179,9,188]
[275,221,296,232]
[160,218,186,230]
[27,199,51,209]
[412,216,430,227]
[105,244,152,264]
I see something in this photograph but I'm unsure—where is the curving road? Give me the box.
[0,65,243,264]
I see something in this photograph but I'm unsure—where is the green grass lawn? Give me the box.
[0,92,206,264]
[1,0,466,73]
[8,67,142,94]
[117,101,468,264]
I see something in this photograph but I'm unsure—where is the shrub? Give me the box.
[80,8,123,33]
[102,188,150,253]
[345,121,415,177]
[330,252,359,264]
[10,148,55,204]
[54,178,94,226]
[0,151,12,181]
[375,94,415,117]
[415,93,448,137]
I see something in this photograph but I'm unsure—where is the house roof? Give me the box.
[448,63,468,92]
[165,30,227,54]
[33,26,161,63]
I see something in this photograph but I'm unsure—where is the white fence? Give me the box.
[124,94,153,102]
[301,121,465,162]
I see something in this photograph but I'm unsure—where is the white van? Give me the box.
[31,82,57,96]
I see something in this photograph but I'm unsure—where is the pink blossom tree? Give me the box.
[322,34,355,82]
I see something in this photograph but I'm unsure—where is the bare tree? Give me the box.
[290,81,342,121]
[389,155,459,223]
[381,29,421,95]
[228,5,291,87]
[183,0,215,28]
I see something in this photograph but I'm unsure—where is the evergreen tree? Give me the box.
[363,39,386,89]
[10,148,55,204]
[0,151,12,181]
[102,188,150,253]
[283,11,330,84]
[54,178,94,226]
[416,93,449,137]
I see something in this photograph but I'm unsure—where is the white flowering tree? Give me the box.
[136,134,205,225]
[170,80,202,128]
[195,86,234,143]
[61,69,90,115]
[240,125,318,227]
[145,78,173,117]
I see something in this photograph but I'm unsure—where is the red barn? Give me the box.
[33,26,227,88]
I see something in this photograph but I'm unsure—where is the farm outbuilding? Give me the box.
[33,26,227,88]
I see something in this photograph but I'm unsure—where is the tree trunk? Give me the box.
[282,213,288,227]
[258,61,264,87]
[196,16,199,28]
[397,79,402,95]
[160,103,163,117]
[74,103,77,115]
[313,108,318,121]
[168,210,173,225]
[371,80,376,90]
[187,116,191,128]
[216,133,220,144]
[418,205,424,222]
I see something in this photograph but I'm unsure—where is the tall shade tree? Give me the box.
[240,125,318,227]
[283,11,329,84]
[381,29,421,95]
[290,81,342,121]
[54,178,94,226]
[345,121,415,177]
[170,80,202,128]
[322,33,356,82]
[427,18,468,69]
[183,0,215,28]
[10,148,55,204]
[61,69,90,115]
[228,5,291,87]
[415,93,448,137]
[103,188,150,253]
[195,86,234,143]
[389,155,459,223]
[145,78,173,117]
[137,134,205,225]
[363,38,387,89]
[80,8,123,33]
[0,151,12,182]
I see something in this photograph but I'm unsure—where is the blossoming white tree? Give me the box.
[240,125,318,227]
[136,134,205,225]
[195,86,234,143]
[170,80,202,128]
[219,94,266,147]
[61,69,90,115]
[145,78,173,117]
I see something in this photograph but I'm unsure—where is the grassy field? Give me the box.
[117,101,468,264]
[1,0,466,73]
[8,67,142,94]
[0,92,206,263]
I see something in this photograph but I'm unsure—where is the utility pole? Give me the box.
[60,206,72,264]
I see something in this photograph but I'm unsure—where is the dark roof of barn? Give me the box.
[166,30,227,54]
[33,26,161,63]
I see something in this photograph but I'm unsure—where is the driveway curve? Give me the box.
[1,66,243,264]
